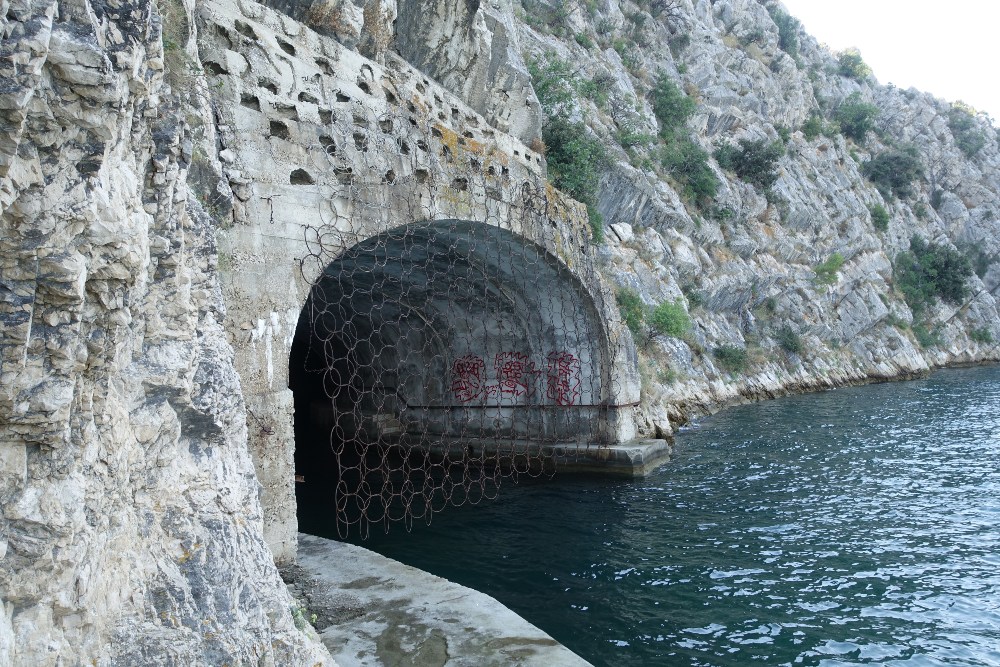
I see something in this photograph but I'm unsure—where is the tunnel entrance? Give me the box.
[290,220,611,536]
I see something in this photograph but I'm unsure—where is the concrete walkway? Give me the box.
[292,534,593,667]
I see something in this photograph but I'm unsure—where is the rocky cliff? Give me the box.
[505,0,1000,433]
[2,0,998,663]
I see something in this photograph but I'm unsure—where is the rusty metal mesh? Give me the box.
[281,66,623,538]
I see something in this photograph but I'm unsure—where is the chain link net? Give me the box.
[256,58,624,539]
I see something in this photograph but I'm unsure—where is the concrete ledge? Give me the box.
[410,437,672,478]
[292,534,593,667]
[553,439,673,477]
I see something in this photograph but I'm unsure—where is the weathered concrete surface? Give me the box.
[292,534,592,667]
[196,0,642,563]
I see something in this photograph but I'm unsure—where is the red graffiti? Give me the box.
[495,352,534,398]
[450,351,581,405]
[451,355,485,403]
[546,351,582,406]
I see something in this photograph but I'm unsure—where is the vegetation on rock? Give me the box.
[894,236,973,317]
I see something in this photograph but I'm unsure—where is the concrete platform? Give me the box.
[553,438,673,477]
[291,534,592,667]
[409,437,673,478]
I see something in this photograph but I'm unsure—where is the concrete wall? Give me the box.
[196,0,641,563]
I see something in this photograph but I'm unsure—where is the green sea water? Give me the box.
[325,365,1000,666]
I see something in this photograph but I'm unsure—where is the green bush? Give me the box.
[648,300,692,338]
[869,203,890,232]
[714,138,785,190]
[834,93,879,143]
[775,325,803,354]
[660,137,719,207]
[837,48,872,81]
[912,323,941,348]
[970,327,994,344]
[862,145,924,199]
[542,116,609,240]
[616,287,646,336]
[767,5,800,57]
[575,32,594,49]
[948,103,986,158]
[893,235,973,317]
[713,345,748,373]
[528,55,577,115]
[650,74,696,138]
[801,112,825,140]
[814,252,845,285]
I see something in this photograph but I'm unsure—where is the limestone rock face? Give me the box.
[515,0,1000,421]
[0,0,330,664]
[4,0,1000,662]
[394,0,543,144]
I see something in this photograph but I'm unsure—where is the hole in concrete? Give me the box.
[415,82,425,93]
[383,169,396,184]
[204,61,228,75]
[274,102,298,120]
[415,168,429,184]
[290,220,610,537]
[319,109,333,125]
[451,177,468,191]
[416,139,428,152]
[276,38,296,56]
[259,79,279,94]
[398,139,410,155]
[319,135,336,154]
[298,91,319,104]
[315,57,335,76]
[336,91,351,103]
[407,101,417,113]
[269,120,290,140]
[378,118,392,133]
[383,88,398,105]
[353,132,368,152]
[334,166,353,184]
[357,79,371,95]
[352,113,369,128]
[240,94,261,111]
[290,168,315,185]
[235,20,257,40]
[215,25,234,50]
[431,127,443,139]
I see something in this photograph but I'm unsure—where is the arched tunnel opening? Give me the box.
[290,220,612,536]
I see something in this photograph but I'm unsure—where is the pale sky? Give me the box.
[779,0,1000,122]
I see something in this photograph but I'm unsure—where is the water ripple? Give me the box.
[343,365,1000,667]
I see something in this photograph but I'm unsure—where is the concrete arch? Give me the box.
[289,220,623,533]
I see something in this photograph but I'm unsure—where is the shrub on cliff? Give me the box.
[838,48,872,81]
[948,103,987,158]
[660,137,718,207]
[767,5,800,58]
[543,117,608,240]
[713,345,748,373]
[648,300,692,339]
[894,235,973,317]
[615,290,692,344]
[834,93,879,143]
[869,203,890,232]
[650,74,695,138]
[714,138,785,191]
[862,145,923,199]
[616,287,646,337]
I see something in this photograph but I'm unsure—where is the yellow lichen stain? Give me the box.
[409,94,427,113]
[177,542,202,564]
